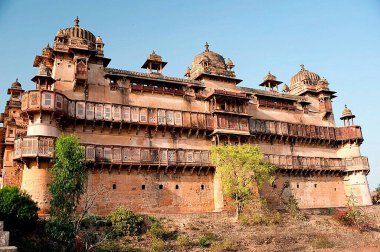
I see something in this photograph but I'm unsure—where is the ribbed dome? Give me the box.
[56,16,96,44]
[290,64,320,89]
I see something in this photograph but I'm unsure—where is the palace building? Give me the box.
[0,18,372,214]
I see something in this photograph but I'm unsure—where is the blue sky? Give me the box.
[0,0,379,189]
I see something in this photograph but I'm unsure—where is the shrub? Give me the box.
[150,238,165,252]
[283,195,307,221]
[198,232,216,247]
[334,209,370,231]
[177,234,190,247]
[0,186,38,230]
[148,222,166,240]
[108,207,144,236]
[334,194,371,232]
[211,239,237,251]
[239,209,281,226]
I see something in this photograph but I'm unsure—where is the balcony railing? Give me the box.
[264,154,369,172]
[249,118,363,143]
[13,137,369,173]
[13,136,211,167]
[20,90,214,130]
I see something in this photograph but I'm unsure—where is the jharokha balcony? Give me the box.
[20,90,214,132]
[13,137,369,174]
[249,118,363,145]
[20,90,364,144]
[13,136,213,173]
[264,154,369,175]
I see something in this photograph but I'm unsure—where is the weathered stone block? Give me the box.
[0,231,9,247]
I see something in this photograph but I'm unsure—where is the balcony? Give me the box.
[215,115,249,132]
[335,126,363,143]
[20,90,214,131]
[13,136,211,169]
[264,154,370,174]
[13,136,54,160]
[249,118,363,144]
[131,84,185,96]
[85,145,211,168]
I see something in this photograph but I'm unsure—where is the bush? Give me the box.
[0,186,39,230]
[177,234,190,247]
[148,222,165,240]
[198,232,216,247]
[150,238,165,252]
[239,209,281,226]
[334,194,371,232]
[334,209,370,231]
[211,239,237,251]
[108,207,145,236]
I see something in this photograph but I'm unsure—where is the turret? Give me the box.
[31,63,55,90]
[340,105,355,126]
[141,51,167,74]
[259,71,282,92]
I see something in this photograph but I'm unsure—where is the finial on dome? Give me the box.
[300,64,305,71]
[74,16,80,27]
[16,78,18,82]
[152,50,156,55]
[204,42,209,52]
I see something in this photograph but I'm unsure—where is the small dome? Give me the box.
[282,83,289,93]
[263,71,277,82]
[56,16,96,45]
[340,105,355,120]
[148,50,163,62]
[11,78,22,89]
[96,36,103,44]
[42,43,53,55]
[226,58,234,67]
[290,64,321,89]
[36,63,52,77]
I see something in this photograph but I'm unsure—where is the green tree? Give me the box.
[210,144,275,217]
[47,134,87,247]
[0,186,38,230]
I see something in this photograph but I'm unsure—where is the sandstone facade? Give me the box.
[0,18,372,214]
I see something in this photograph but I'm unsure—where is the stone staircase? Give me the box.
[0,221,17,252]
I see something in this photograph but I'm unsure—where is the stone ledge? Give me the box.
[0,246,17,252]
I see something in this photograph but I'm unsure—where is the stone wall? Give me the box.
[86,169,216,215]
[261,174,347,209]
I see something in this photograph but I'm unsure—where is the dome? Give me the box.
[188,42,237,79]
[263,71,277,82]
[192,50,226,70]
[290,64,320,89]
[96,36,103,44]
[11,78,22,89]
[340,105,355,120]
[36,63,51,77]
[282,83,289,93]
[56,16,96,45]
[226,58,234,67]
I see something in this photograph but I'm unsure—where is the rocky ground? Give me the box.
[101,205,380,252]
